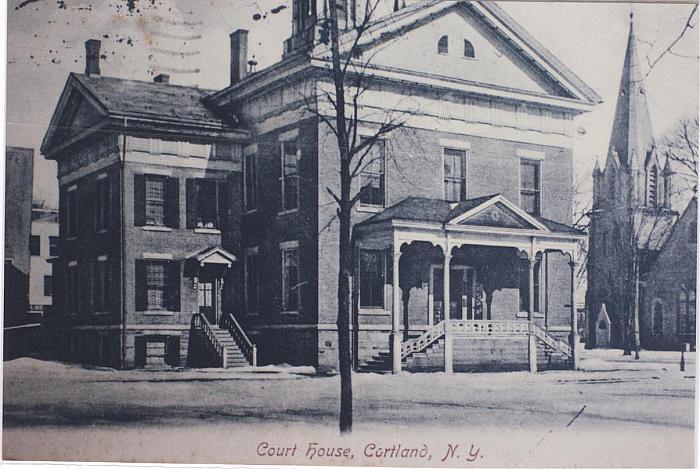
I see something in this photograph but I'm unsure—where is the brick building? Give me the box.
[586,14,692,350]
[43,0,599,371]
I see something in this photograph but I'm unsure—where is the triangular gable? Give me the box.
[449,194,549,231]
[41,74,109,156]
[190,246,238,267]
[318,1,600,105]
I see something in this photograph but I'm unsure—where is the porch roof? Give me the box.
[356,194,583,236]
[187,246,238,268]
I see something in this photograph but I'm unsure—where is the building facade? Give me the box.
[29,209,59,321]
[586,15,692,350]
[43,0,599,371]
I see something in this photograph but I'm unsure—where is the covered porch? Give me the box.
[353,195,584,373]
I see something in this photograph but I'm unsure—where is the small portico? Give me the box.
[353,194,584,374]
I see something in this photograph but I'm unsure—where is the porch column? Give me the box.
[528,258,538,373]
[443,252,453,374]
[391,251,402,374]
[569,260,579,370]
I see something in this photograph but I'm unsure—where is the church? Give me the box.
[586,14,696,351]
[41,0,600,372]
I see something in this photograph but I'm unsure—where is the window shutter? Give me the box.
[134,174,146,226]
[186,179,198,229]
[217,180,231,231]
[135,260,147,311]
[165,177,180,228]
[167,260,181,312]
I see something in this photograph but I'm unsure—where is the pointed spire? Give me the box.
[663,152,674,175]
[593,159,601,175]
[606,10,656,170]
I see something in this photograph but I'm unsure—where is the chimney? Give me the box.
[153,73,170,84]
[85,39,101,76]
[230,30,249,85]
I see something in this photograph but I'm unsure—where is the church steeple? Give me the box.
[606,11,656,170]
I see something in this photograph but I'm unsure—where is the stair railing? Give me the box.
[222,313,257,366]
[192,313,228,368]
[531,323,572,358]
[401,320,446,359]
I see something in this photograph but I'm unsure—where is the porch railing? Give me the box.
[402,320,446,359]
[449,320,530,336]
[192,312,227,368]
[222,312,257,367]
[531,324,572,358]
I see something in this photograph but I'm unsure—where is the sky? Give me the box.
[6,0,699,209]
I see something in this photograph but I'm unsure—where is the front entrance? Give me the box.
[432,266,479,323]
[198,278,216,324]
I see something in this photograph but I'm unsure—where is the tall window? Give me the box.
[43,275,52,297]
[67,263,79,314]
[49,236,59,257]
[360,249,386,308]
[66,187,78,237]
[94,258,110,312]
[437,35,449,54]
[647,165,659,207]
[653,300,664,335]
[95,175,110,231]
[281,140,300,212]
[244,152,257,212]
[463,39,475,58]
[359,139,386,207]
[519,258,541,313]
[135,260,180,312]
[443,148,467,202]
[187,178,230,229]
[520,159,541,215]
[245,251,260,312]
[678,288,696,335]
[29,235,41,256]
[282,247,300,312]
[134,174,179,228]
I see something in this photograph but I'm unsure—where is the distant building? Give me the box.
[4,146,34,327]
[586,14,695,351]
[29,209,59,321]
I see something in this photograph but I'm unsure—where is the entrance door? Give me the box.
[433,266,476,322]
[198,279,216,324]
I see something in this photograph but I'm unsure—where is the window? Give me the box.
[135,260,180,312]
[463,39,475,58]
[678,288,696,335]
[186,178,230,229]
[95,175,110,231]
[134,175,179,228]
[94,258,110,312]
[443,148,467,202]
[43,275,52,297]
[360,249,386,308]
[66,187,78,237]
[29,235,41,256]
[282,248,300,312]
[437,35,449,54]
[49,236,59,257]
[359,139,385,207]
[520,159,541,215]
[245,251,259,312]
[647,165,658,207]
[281,140,300,212]
[519,258,541,313]
[653,300,663,335]
[67,263,79,314]
[244,152,257,212]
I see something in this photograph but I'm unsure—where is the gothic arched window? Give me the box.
[463,39,475,58]
[647,165,658,207]
[437,35,449,54]
[653,299,664,335]
[678,287,696,334]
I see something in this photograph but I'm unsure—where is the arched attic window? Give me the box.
[437,35,449,54]
[463,39,475,58]
[647,165,659,207]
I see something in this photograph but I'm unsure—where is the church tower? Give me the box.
[284,0,354,57]
[587,12,676,348]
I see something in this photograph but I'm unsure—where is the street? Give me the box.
[2,349,695,467]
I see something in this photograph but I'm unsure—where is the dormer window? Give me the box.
[437,35,449,54]
[463,39,475,58]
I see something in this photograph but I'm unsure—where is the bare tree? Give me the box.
[643,4,698,78]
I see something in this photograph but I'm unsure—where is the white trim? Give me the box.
[68,260,78,267]
[96,172,109,180]
[243,143,258,156]
[142,226,172,232]
[448,194,549,231]
[356,205,384,214]
[279,128,299,141]
[356,127,377,137]
[194,228,222,235]
[67,184,77,192]
[440,139,471,150]
[279,240,299,250]
[141,168,173,177]
[143,311,175,316]
[246,246,259,255]
[517,148,545,160]
[97,255,108,261]
[142,252,173,260]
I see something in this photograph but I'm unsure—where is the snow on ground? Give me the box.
[2,349,696,467]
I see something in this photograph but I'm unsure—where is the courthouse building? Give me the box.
[42,0,600,371]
